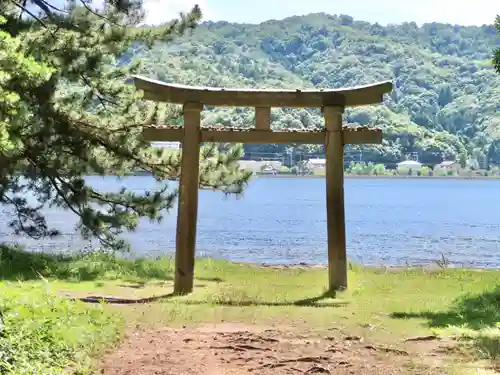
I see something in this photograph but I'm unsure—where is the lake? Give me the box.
[3,176,500,268]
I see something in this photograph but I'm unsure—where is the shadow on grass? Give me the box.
[72,293,176,304]
[0,245,178,282]
[391,286,500,330]
[197,277,224,283]
[176,289,345,308]
[70,289,343,308]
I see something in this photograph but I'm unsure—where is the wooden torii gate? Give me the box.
[134,76,393,295]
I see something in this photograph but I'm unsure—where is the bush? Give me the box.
[372,163,387,176]
[347,162,387,175]
[0,283,122,374]
[396,166,409,176]
[433,166,447,176]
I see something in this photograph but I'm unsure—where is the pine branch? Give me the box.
[78,0,123,26]
[8,0,49,28]
[0,1,251,252]
[36,0,69,14]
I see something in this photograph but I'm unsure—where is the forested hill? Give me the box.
[135,13,500,166]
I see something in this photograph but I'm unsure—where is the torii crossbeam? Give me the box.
[134,75,393,295]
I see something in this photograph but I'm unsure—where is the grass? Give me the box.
[2,245,500,373]
[0,283,122,375]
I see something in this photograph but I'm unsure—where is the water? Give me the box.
[3,176,500,267]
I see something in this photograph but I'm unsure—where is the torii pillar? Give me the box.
[324,106,348,289]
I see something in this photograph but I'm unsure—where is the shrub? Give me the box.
[0,283,122,374]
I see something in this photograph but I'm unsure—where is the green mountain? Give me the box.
[134,13,500,167]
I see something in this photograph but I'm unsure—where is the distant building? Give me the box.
[396,160,422,171]
[239,160,282,173]
[306,158,326,169]
[151,141,181,149]
[436,160,460,174]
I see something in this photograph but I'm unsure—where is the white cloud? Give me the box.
[142,0,215,25]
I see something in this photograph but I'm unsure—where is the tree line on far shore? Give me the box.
[259,162,500,177]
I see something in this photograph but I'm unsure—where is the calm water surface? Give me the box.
[3,176,500,267]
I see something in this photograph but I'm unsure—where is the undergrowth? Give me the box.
[0,283,122,375]
[0,245,125,374]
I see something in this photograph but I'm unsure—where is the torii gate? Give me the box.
[134,76,393,295]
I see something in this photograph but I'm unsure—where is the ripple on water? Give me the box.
[3,176,500,268]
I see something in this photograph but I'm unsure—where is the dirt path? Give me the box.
[99,323,450,375]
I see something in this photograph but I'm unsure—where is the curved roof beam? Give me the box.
[133,75,393,108]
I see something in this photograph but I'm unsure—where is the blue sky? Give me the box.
[144,0,500,26]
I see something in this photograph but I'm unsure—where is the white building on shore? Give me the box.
[239,160,283,173]
[151,141,181,149]
[396,160,423,171]
[306,158,326,169]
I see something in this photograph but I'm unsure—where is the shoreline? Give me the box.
[236,261,497,272]
[15,247,500,272]
[123,172,500,180]
[253,174,500,180]
[38,249,500,271]
[40,248,498,271]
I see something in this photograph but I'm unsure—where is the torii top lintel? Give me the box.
[133,75,393,108]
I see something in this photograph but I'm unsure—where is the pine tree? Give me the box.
[495,14,500,74]
[0,1,252,250]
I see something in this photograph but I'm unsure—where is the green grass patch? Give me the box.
[3,246,500,370]
[0,282,122,374]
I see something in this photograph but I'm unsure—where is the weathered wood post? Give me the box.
[174,102,203,295]
[255,107,271,130]
[323,106,348,291]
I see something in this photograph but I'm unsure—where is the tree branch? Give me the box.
[9,0,49,28]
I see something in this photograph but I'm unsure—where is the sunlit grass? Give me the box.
[0,282,122,375]
[2,245,500,372]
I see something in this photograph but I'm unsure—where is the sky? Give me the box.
[143,0,500,27]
